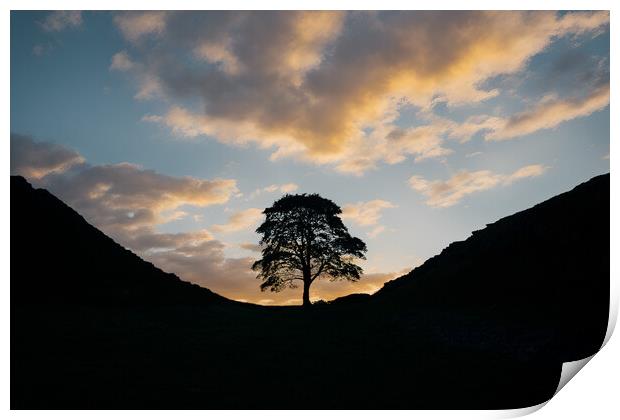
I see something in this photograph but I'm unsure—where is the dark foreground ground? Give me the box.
[12,302,562,409]
[11,174,609,409]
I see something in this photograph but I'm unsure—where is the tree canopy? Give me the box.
[252,193,367,307]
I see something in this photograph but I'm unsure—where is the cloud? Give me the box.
[43,163,239,233]
[342,200,396,226]
[445,59,610,143]
[247,183,299,200]
[485,83,610,141]
[11,134,238,238]
[267,183,298,193]
[10,134,85,179]
[342,200,396,238]
[143,239,259,300]
[367,225,386,239]
[211,208,264,233]
[110,51,135,71]
[239,242,263,253]
[465,151,483,158]
[325,120,455,175]
[117,11,607,173]
[40,11,82,32]
[506,164,548,182]
[32,43,54,56]
[134,75,164,100]
[122,229,214,253]
[409,164,547,207]
[113,11,167,42]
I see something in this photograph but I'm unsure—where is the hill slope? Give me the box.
[373,173,610,361]
[11,175,228,305]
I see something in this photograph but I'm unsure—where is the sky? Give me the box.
[10,10,610,305]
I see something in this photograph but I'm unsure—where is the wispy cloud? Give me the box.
[485,83,610,141]
[465,151,483,158]
[247,183,299,200]
[110,51,135,71]
[342,200,397,226]
[40,11,82,32]
[367,225,386,239]
[409,164,548,208]
[239,242,263,253]
[342,199,396,238]
[113,11,167,42]
[265,183,298,194]
[211,208,264,233]
[32,43,54,56]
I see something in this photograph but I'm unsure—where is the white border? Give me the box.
[2,1,617,418]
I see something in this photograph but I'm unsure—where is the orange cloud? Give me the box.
[128,11,607,173]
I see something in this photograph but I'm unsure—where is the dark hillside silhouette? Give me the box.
[11,174,609,409]
[11,176,228,305]
[374,173,609,362]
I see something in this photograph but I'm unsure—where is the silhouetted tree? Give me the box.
[252,194,367,307]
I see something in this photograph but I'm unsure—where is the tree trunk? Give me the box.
[302,280,311,307]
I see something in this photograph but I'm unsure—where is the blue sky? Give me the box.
[10,11,610,304]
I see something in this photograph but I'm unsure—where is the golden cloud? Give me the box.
[125,11,608,174]
[342,200,397,226]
